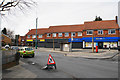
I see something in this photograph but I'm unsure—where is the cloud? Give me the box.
[38,0,119,2]
[1,1,118,36]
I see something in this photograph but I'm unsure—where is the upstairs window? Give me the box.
[52,33,56,37]
[32,35,36,38]
[27,35,30,38]
[71,32,76,37]
[108,29,116,34]
[47,33,51,37]
[78,32,82,36]
[87,30,93,35]
[65,32,69,37]
[98,30,103,35]
[58,33,63,37]
[38,35,42,38]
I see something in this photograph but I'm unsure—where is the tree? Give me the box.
[0,0,35,12]
[7,29,14,39]
[2,27,7,34]
[94,16,102,21]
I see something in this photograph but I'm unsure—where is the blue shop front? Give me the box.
[68,37,120,49]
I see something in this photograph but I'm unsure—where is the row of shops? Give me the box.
[25,37,120,49]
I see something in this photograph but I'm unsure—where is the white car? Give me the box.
[5,45,10,49]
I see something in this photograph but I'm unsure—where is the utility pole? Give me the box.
[70,35,73,52]
[53,37,55,50]
[92,33,94,53]
[35,17,38,49]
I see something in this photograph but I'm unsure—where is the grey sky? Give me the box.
[1,0,119,36]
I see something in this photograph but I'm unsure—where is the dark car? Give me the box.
[11,46,19,50]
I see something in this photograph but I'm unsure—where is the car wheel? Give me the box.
[22,54,24,58]
[32,54,34,58]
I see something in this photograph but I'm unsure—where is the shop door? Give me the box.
[98,42,103,49]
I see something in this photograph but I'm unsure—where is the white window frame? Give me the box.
[87,30,93,35]
[65,32,69,37]
[71,32,76,37]
[78,32,82,36]
[38,35,43,38]
[52,33,56,37]
[98,30,103,35]
[108,29,116,34]
[27,35,30,38]
[58,33,63,37]
[47,33,51,37]
[32,35,36,38]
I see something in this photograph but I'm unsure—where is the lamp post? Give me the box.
[70,34,73,52]
[35,17,38,49]
[92,33,94,53]
[52,33,55,50]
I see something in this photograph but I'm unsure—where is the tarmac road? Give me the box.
[19,50,118,79]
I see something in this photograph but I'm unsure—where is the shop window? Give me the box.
[58,33,63,37]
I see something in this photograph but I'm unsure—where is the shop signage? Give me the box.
[27,39,33,42]
[40,39,45,42]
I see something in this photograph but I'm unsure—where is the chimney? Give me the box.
[115,16,118,24]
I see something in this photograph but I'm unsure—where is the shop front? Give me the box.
[83,37,119,49]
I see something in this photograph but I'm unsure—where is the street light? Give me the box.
[35,17,38,49]
[70,33,73,52]
[92,33,94,53]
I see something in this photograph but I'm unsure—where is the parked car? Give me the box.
[5,45,10,49]
[18,47,35,58]
[11,46,19,50]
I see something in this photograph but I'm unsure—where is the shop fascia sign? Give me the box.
[40,39,45,42]
[27,39,33,42]
[95,37,105,40]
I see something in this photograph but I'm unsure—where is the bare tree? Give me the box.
[0,0,36,12]
[7,29,14,39]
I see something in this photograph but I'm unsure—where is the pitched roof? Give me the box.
[84,20,119,30]
[26,28,48,35]
[47,24,84,33]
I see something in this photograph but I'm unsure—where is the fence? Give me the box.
[2,50,20,69]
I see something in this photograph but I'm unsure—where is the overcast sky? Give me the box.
[1,0,119,36]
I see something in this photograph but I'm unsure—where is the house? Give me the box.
[2,33,12,46]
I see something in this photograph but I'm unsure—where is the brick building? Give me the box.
[18,36,26,46]
[2,33,12,46]
[23,19,120,49]
[25,28,48,47]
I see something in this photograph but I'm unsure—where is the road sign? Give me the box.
[47,54,56,65]
[47,54,56,69]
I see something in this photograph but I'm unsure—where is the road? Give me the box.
[19,49,118,79]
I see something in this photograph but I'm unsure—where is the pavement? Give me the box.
[2,61,37,78]
[36,48,119,59]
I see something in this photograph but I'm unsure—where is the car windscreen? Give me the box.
[19,49,24,51]
[25,48,33,51]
